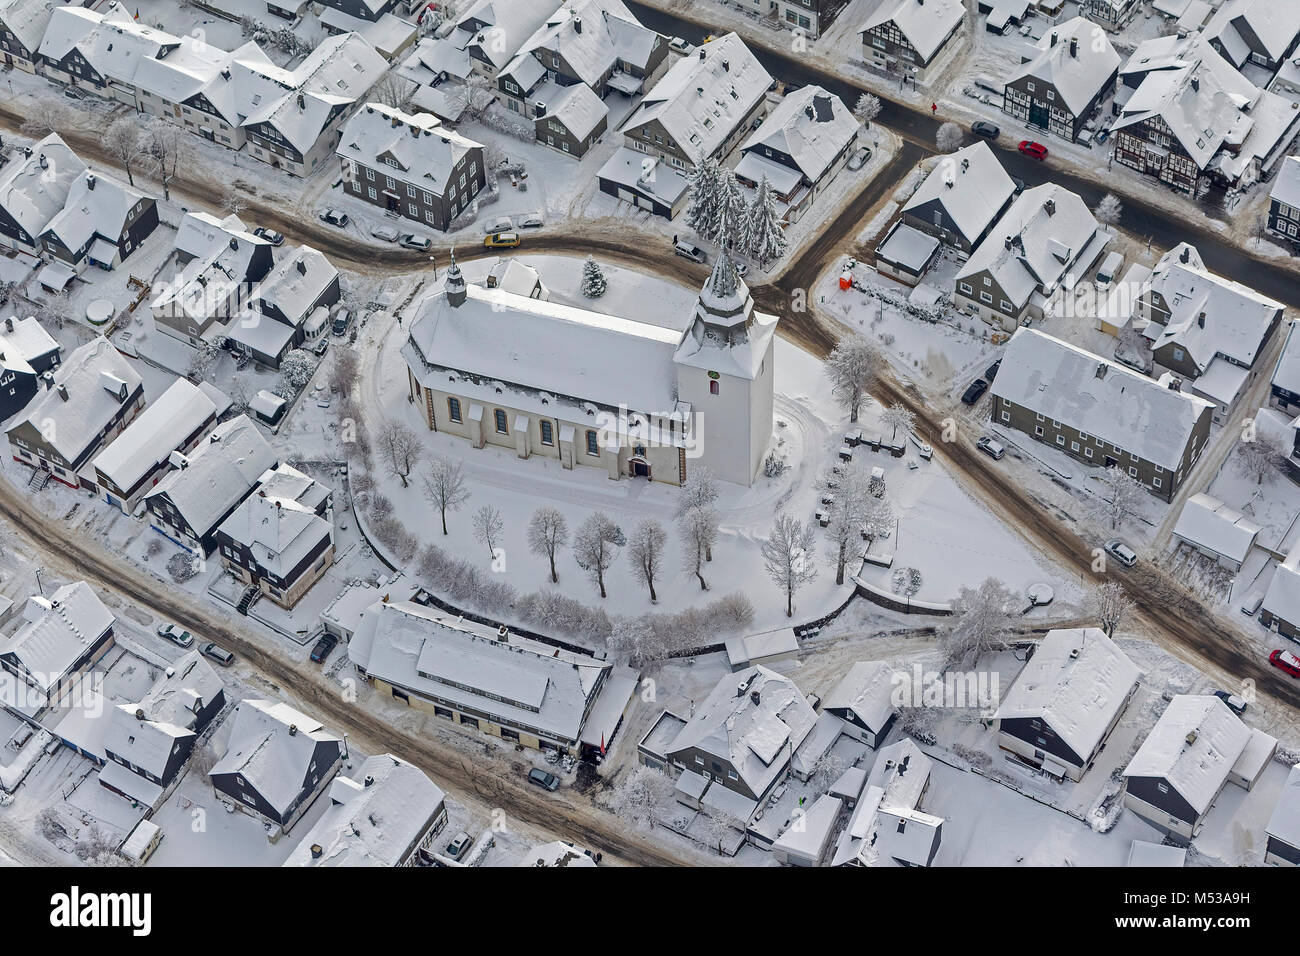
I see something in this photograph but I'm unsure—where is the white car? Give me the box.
[518,212,545,229]
[370,225,400,242]
[1103,538,1138,568]
[484,215,513,234]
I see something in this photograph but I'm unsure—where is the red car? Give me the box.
[1271,649,1300,677]
[1018,140,1048,160]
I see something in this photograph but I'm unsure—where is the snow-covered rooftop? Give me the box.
[211,699,342,816]
[503,0,659,89]
[903,141,1015,244]
[43,167,150,257]
[831,738,943,867]
[1124,695,1251,815]
[0,133,87,244]
[338,103,484,198]
[283,754,446,867]
[217,465,332,578]
[1272,321,1300,398]
[0,0,55,55]
[860,0,965,62]
[1204,0,1300,68]
[1271,156,1300,213]
[996,628,1141,764]
[92,379,216,493]
[740,85,858,184]
[0,581,113,696]
[254,244,338,326]
[823,660,896,733]
[1007,16,1120,117]
[1170,492,1261,564]
[991,328,1214,470]
[0,315,58,376]
[1265,763,1300,851]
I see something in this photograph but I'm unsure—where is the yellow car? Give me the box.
[484,231,521,248]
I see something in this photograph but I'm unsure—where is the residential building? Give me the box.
[901,141,1016,254]
[0,582,114,715]
[1170,493,1261,572]
[39,168,158,275]
[734,85,859,223]
[859,0,966,84]
[1261,541,1300,640]
[953,183,1108,329]
[822,660,896,748]
[0,133,85,255]
[721,0,848,38]
[317,0,402,24]
[6,338,145,490]
[1123,695,1276,840]
[283,754,448,867]
[990,328,1214,502]
[210,699,345,841]
[447,0,564,79]
[1266,155,1300,248]
[99,650,226,805]
[1084,0,1140,32]
[0,315,60,421]
[0,0,55,72]
[1270,321,1300,415]
[217,244,341,369]
[337,103,486,230]
[1204,0,1300,73]
[214,464,334,610]
[346,599,627,755]
[92,379,219,514]
[403,249,777,488]
[1265,763,1300,866]
[831,739,944,867]
[143,414,278,555]
[873,221,940,285]
[615,33,771,174]
[995,628,1141,781]
[1003,16,1120,143]
[664,665,818,806]
[594,147,690,218]
[1132,242,1284,421]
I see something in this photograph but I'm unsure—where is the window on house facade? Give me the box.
[586,430,599,455]
[494,409,508,433]
[447,397,462,422]
[710,380,720,395]
[540,421,553,445]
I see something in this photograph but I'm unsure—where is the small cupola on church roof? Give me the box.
[689,247,754,345]
[445,249,467,307]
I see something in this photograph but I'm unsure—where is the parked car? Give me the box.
[200,643,235,667]
[399,233,432,251]
[527,767,560,791]
[252,227,284,246]
[370,225,400,242]
[846,145,872,170]
[972,120,1000,140]
[444,831,473,860]
[961,378,988,405]
[975,436,1004,460]
[310,633,339,664]
[1094,128,1110,145]
[1018,140,1048,161]
[157,623,194,648]
[1213,690,1247,715]
[518,212,545,229]
[1104,538,1138,568]
[673,239,707,264]
[331,310,351,336]
[734,262,749,277]
[319,208,350,227]
[984,359,1001,382]
[668,36,693,55]
[1270,648,1300,678]
[483,215,513,234]
[484,231,520,249]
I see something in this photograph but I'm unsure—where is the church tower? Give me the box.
[673,249,778,487]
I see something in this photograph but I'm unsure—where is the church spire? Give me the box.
[445,245,466,307]
[690,245,753,343]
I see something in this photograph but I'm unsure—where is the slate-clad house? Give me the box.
[901,141,1015,254]
[1267,155,1300,248]
[822,660,896,748]
[1265,763,1300,866]
[143,414,278,555]
[317,0,400,23]
[210,699,345,841]
[1270,321,1300,415]
[6,337,144,490]
[1003,16,1120,142]
[859,0,966,84]
[0,133,86,255]
[990,328,1214,502]
[40,168,159,273]
[0,0,55,72]
[1204,0,1300,73]
[0,316,60,422]
[1084,0,1139,32]
[219,244,340,369]
[995,628,1141,781]
[338,103,486,229]
[0,581,115,714]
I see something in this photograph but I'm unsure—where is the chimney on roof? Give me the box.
[1190,74,1199,92]
[1185,730,1198,746]
[86,173,96,191]
[4,318,12,333]
[229,237,239,251]
[135,707,146,720]
[699,48,706,60]
[296,259,307,276]
[1179,246,1191,263]
[1050,31,1058,46]
[1070,37,1078,58]
[364,774,375,787]
[1198,311,1205,329]
[1005,235,1014,250]
[574,15,582,33]
[56,383,68,401]
[1167,376,1183,392]
[42,371,53,390]
[38,153,47,169]
[310,844,323,859]
[721,59,730,72]
[750,689,760,706]
[1095,362,1107,380]
[1044,198,1056,216]
[289,723,298,736]
[297,92,306,109]
[497,625,509,641]
[961,158,970,172]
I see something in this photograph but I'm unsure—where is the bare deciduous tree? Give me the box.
[825,335,881,423]
[1235,433,1289,485]
[942,577,1015,668]
[370,73,416,110]
[421,454,470,533]
[472,505,504,559]
[676,465,720,560]
[328,348,360,399]
[104,116,145,186]
[145,117,187,200]
[573,512,624,599]
[854,92,882,127]
[376,420,423,488]
[879,402,915,441]
[825,472,892,585]
[935,121,962,152]
[680,504,718,591]
[602,765,674,830]
[628,518,668,602]
[761,513,817,617]
[526,506,568,583]
[1086,580,1134,637]
[1093,466,1146,530]
[1094,192,1123,225]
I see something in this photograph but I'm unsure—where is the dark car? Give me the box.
[253,227,285,246]
[985,359,1001,381]
[972,120,1000,139]
[331,310,351,336]
[200,643,234,667]
[527,768,560,791]
[1213,690,1247,715]
[310,633,339,664]
[1018,140,1048,161]
[961,379,988,405]
[319,208,349,227]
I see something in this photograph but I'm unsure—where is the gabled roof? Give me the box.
[1124,695,1250,815]
[1171,493,1260,563]
[42,167,150,256]
[8,337,141,464]
[283,754,446,867]
[619,32,771,167]
[38,2,173,85]
[92,379,217,492]
[1265,763,1300,850]
[1272,156,1300,211]
[143,414,278,539]
[831,738,943,867]
[0,315,58,376]
[956,183,1101,308]
[211,699,342,816]
[740,85,858,183]
[1262,540,1300,628]
[0,0,55,54]
[666,665,818,799]
[1007,16,1120,116]
[823,660,895,733]
[1204,0,1300,67]
[458,0,563,71]
[996,628,1140,762]
[532,80,607,139]
[903,141,1015,242]
[991,328,1214,470]
[861,0,965,61]
[255,245,338,325]
[0,133,87,243]
[1271,320,1300,397]
[505,0,657,88]
[0,581,114,695]
[217,466,332,577]
[337,103,484,197]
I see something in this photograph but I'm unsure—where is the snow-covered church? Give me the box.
[401,251,778,487]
